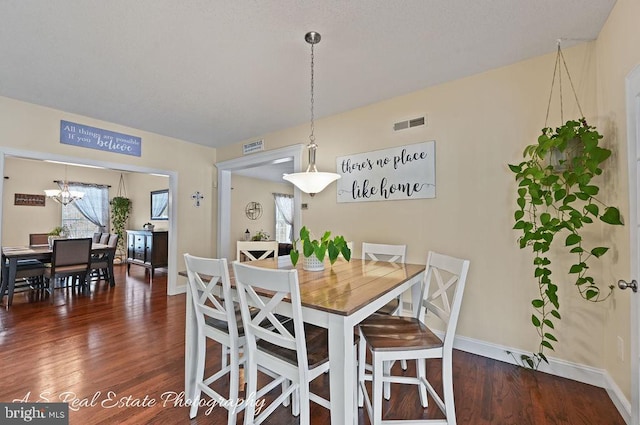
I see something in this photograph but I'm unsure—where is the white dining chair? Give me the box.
[233,261,339,425]
[236,240,278,263]
[357,251,470,425]
[362,242,408,371]
[184,254,246,424]
[362,242,407,315]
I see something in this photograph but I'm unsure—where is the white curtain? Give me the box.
[69,183,109,231]
[274,193,294,243]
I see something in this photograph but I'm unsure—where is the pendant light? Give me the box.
[44,166,84,206]
[283,31,340,196]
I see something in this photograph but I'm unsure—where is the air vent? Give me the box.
[393,115,426,132]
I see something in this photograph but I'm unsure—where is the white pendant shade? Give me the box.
[283,171,340,194]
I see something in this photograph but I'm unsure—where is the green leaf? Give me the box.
[586,289,598,300]
[569,263,584,274]
[514,210,524,220]
[517,197,526,209]
[554,188,567,202]
[590,247,609,258]
[531,315,541,327]
[544,333,558,342]
[540,213,551,225]
[509,164,522,173]
[289,250,299,266]
[601,207,624,225]
[551,310,561,319]
[543,319,554,329]
[584,203,599,217]
[580,185,599,196]
[569,246,584,253]
[531,299,544,308]
[513,221,525,230]
[565,234,582,246]
[541,340,555,350]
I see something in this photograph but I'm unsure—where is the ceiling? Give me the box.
[0,1,615,151]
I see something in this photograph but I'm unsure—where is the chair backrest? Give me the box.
[99,233,110,244]
[418,251,470,352]
[236,241,278,263]
[51,238,92,270]
[232,261,309,369]
[107,234,118,248]
[184,254,239,342]
[362,242,406,263]
[92,233,102,243]
[29,233,49,246]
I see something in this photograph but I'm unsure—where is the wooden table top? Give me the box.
[2,243,114,257]
[181,258,425,317]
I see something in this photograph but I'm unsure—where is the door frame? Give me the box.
[625,64,640,425]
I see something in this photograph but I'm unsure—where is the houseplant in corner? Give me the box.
[110,196,132,259]
[290,226,351,271]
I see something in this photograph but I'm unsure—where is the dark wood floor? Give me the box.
[0,265,626,424]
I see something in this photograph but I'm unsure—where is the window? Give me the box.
[61,183,109,238]
[274,193,293,243]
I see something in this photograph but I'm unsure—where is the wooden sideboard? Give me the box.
[126,230,168,281]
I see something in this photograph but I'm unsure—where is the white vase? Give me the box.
[303,255,325,271]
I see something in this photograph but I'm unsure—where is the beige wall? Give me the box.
[217,33,635,401]
[595,0,640,403]
[0,97,217,293]
[230,174,292,260]
[1,158,170,246]
[126,172,170,230]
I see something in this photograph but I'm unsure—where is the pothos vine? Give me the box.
[508,118,623,369]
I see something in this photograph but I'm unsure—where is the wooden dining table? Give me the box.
[1,243,117,307]
[183,257,426,425]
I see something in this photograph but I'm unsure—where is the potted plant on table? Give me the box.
[290,226,351,271]
[47,225,68,248]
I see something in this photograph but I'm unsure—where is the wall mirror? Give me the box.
[150,189,169,220]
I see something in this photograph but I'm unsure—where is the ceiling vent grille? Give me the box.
[393,115,426,131]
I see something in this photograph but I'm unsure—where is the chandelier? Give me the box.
[44,166,84,206]
[283,31,340,196]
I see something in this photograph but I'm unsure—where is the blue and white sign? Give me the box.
[60,120,142,157]
[336,141,436,203]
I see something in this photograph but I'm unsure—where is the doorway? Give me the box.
[215,144,304,260]
[0,147,180,295]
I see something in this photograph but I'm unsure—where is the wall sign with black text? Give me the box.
[336,141,435,203]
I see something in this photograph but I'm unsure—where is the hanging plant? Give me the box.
[111,175,131,257]
[507,43,624,370]
[509,118,623,369]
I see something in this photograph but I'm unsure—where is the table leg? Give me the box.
[328,315,355,425]
[107,251,116,287]
[6,258,18,307]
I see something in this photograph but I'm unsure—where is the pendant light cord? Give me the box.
[309,41,315,144]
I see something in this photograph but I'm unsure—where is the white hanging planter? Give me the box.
[303,255,325,272]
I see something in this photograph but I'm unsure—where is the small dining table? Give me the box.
[1,243,117,307]
[183,257,426,425]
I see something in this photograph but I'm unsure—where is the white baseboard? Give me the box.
[435,331,632,424]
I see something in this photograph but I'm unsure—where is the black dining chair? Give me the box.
[89,234,118,283]
[44,238,93,301]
